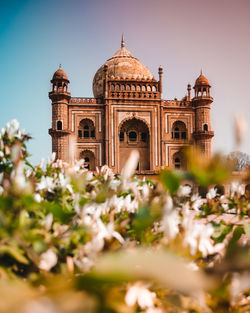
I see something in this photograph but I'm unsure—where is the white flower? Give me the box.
[47,152,56,165]
[36,176,55,192]
[96,220,124,245]
[125,282,156,309]
[220,195,229,211]
[160,210,180,239]
[191,194,204,211]
[5,119,20,138]
[198,223,214,257]
[38,249,57,271]
[34,193,42,203]
[97,165,114,181]
[184,220,214,257]
[109,178,121,190]
[206,188,217,200]
[85,171,93,181]
[230,181,244,197]
[58,172,73,193]
[177,185,191,197]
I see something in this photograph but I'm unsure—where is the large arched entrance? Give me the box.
[119,118,150,171]
[80,150,95,171]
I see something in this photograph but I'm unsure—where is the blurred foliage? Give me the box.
[0,120,249,313]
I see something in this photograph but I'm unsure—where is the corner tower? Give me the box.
[192,71,214,157]
[48,66,71,161]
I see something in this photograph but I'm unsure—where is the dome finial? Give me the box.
[121,33,125,48]
[200,68,202,75]
[59,63,62,69]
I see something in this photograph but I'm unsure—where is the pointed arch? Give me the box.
[118,118,150,171]
[80,150,95,171]
[78,119,95,139]
[171,121,187,140]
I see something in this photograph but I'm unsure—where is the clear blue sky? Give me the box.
[0,0,250,164]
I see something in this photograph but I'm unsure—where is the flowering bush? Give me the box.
[0,120,249,313]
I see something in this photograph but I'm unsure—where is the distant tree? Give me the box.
[228,151,250,171]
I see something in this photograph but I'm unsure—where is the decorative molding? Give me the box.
[76,142,102,166]
[71,111,102,132]
[165,113,193,133]
[165,143,190,166]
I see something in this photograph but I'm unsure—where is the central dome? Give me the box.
[92,36,153,98]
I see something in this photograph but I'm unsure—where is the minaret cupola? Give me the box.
[193,70,211,98]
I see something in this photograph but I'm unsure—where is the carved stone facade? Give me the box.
[49,37,214,174]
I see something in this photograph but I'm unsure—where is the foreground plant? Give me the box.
[0,120,249,313]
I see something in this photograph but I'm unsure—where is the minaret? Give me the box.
[192,71,214,157]
[48,65,71,161]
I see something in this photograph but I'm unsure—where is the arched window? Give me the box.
[174,157,181,169]
[80,150,95,171]
[131,85,136,91]
[119,118,150,171]
[126,85,130,91]
[203,88,207,96]
[147,85,151,92]
[57,121,62,130]
[78,119,95,140]
[152,86,157,92]
[141,132,147,142]
[203,124,208,131]
[121,84,125,91]
[115,84,120,91]
[142,85,146,92]
[136,85,141,92]
[57,82,62,91]
[110,84,115,91]
[129,131,137,142]
[84,125,89,138]
[171,121,187,140]
[119,131,124,141]
[173,151,185,170]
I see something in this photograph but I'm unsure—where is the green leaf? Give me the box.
[160,170,181,194]
[227,226,245,253]
[212,223,233,244]
[0,245,29,264]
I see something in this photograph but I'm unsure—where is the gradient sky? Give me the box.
[0,0,249,164]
